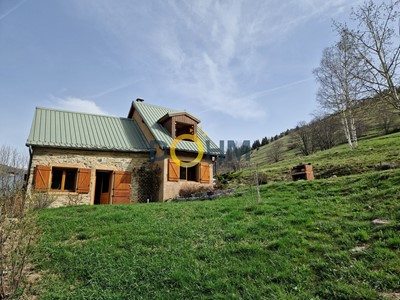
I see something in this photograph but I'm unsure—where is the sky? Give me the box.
[0,0,365,154]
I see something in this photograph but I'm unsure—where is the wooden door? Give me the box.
[95,171,111,205]
[112,171,132,204]
[99,190,110,204]
[99,172,111,204]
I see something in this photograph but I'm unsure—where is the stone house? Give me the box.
[26,100,220,207]
[128,100,220,200]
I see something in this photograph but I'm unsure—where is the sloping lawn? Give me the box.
[31,170,400,299]
[247,131,400,181]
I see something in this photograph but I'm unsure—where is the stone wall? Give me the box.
[27,147,150,207]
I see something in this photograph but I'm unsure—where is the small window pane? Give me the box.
[64,169,76,191]
[187,165,197,181]
[180,166,187,180]
[51,169,63,190]
[176,122,194,139]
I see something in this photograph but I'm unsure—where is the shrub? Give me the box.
[257,172,268,185]
[1,182,36,299]
[214,179,227,190]
[178,186,208,198]
[28,192,56,210]
[67,193,83,206]
[137,164,162,203]
[0,145,36,299]
[216,171,243,184]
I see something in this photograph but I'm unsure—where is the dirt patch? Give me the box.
[372,219,391,225]
[381,293,400,300]
[350,245,369,252]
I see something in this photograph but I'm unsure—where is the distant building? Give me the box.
[0,164,25,194]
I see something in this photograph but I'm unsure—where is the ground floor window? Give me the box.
[51,168,77,191]
[168,160,210,184]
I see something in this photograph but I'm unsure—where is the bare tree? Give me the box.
[314,30,365,149]
[268,139,284,163]
[375,100,398,134]
[292,121,315,156]
[219,140,251,172]
[0,145,27,199]
[311,113,340,151]
[342,1,400,111]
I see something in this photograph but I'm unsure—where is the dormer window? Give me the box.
[158,112,200,139]
[176,122,194,138]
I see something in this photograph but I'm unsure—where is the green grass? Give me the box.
[246,132,400,182]
[31,169,400,299]
[246,99,400,178]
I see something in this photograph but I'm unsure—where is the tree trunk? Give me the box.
[348,108,358,148]
[340,111,353,149]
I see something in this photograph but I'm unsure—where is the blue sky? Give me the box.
[0,0,364,153]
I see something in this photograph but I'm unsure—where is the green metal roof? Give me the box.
[131,101,221,155]
[26,107,150,152]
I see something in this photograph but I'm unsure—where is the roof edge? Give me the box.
[35,106,133,121]
[26,143,151,153]
[157,111,200,124]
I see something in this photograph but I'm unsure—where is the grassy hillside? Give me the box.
[31,169,400,299]
[238,98,400,182]
[241,131,400,182]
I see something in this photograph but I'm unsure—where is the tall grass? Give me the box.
[31,169,400,299]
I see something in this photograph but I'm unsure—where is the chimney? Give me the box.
[136,98,144,102]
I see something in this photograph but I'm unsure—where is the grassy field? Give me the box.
[242,132,400,182]
[244,99,400,177]
[31,169,400,299]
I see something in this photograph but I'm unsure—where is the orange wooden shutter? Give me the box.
[34,165,51,191]
[77,168,91,193]
[168,160,179,182]
[112,171,132,204]
[200,163,210,184]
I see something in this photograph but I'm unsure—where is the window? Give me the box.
[179,164,198,181]
[34,166,91,193]
[168,160,210,183]
[51,168,77,191]
[168,160,211,183]
[175,122,194,139]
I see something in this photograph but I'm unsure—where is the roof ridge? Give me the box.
[35,107,133,121]
[132,101,180,113]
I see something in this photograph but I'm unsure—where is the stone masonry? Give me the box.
[27,147,150,207]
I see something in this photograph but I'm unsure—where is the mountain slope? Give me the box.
[241,130,400,182]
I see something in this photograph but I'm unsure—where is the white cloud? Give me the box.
[70,0,361,120]
[56,98,109,115]
[151,0,361,120]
